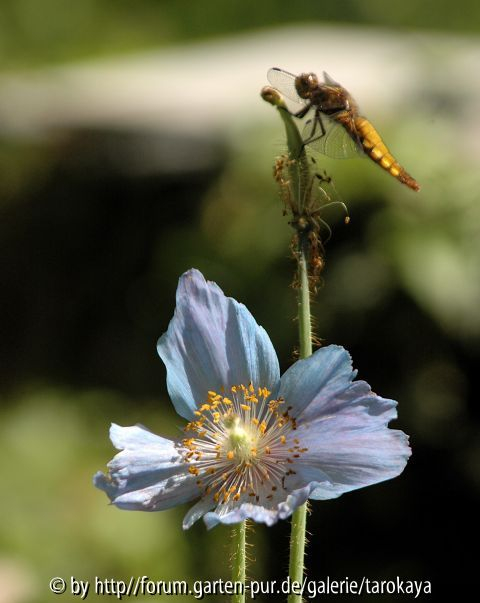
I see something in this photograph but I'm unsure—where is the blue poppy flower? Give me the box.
[94,269,410,529]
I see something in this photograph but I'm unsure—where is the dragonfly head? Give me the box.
[295,72,320,100]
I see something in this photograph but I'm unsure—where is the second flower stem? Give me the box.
[288,232,312,603]
[231,521,246,603]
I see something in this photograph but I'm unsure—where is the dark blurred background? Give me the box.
[1,1,479,601]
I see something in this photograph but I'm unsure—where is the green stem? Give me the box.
[288,233,312,603]
[297,234,313,359]
[288,504,308,601]
[231,521,246,603]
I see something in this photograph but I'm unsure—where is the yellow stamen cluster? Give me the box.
[180,384,308,507]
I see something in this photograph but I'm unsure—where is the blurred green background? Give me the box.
[1,1,479,601]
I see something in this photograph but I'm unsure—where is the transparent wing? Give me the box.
[322,71,342,86]
[302,113,364,159]
[267,67,305,106]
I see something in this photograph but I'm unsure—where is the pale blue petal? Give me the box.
[182,497,216,530]
[203,485,311,529]
[157,269,280,420]
[181,482,311,530]
[94,424,198,511]
[278,345,410,498]
[290,388,410,499]
[278,345,357,418]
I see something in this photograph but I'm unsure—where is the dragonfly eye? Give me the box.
[295,72,319,99]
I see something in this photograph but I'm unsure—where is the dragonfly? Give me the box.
[267,67,420,191]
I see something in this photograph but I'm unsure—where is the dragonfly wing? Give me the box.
[322,71,342,87]
[302,114,364,159]
[267,67,305,106]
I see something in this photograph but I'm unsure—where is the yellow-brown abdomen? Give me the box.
[354,116,420,191]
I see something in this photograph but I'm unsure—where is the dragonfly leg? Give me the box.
[292,105,311,119]
[302,111,326,147]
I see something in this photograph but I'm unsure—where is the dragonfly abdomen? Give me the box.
[354,116,420,191]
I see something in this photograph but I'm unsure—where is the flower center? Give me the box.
[179,384,308,507]
[224,416,257,463]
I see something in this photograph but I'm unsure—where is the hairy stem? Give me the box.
[297,234,313,359]
[231,521,246,603]
[288,233,312,603]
